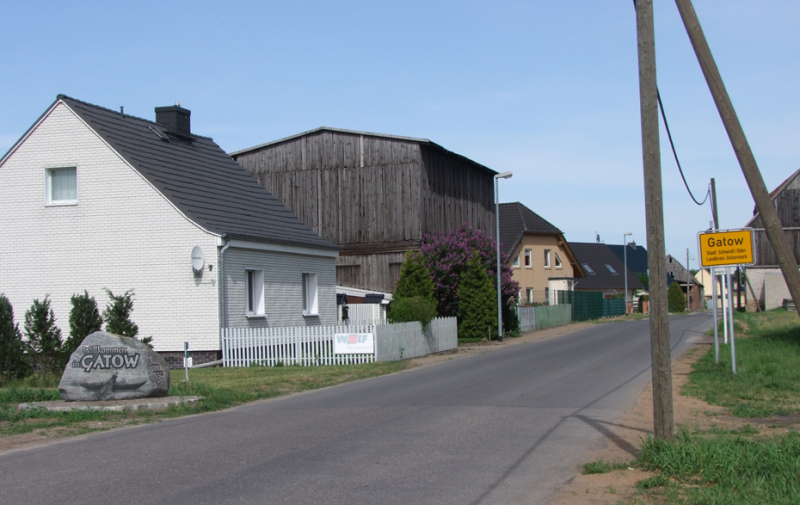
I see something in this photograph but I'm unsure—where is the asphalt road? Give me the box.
[0,313,713,505]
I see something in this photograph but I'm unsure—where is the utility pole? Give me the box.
[675,0,800,319]
[636,0,674,441]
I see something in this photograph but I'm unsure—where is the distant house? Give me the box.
[231,127,497,295]
[0,95,339,366]
[744,167,800,310]
[665,255,704,311]
[569,242,644,302]
[498,202,583,304]
[607,243,648,278]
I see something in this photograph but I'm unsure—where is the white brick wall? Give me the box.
[0,102,220,352]
[224,247,337,328]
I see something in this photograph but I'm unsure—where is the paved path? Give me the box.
[0,314,712,505]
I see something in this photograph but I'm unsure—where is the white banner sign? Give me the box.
[334,333,374,355]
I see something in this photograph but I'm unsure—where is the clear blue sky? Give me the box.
[2,1,798,268]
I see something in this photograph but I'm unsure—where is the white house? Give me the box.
[0,95,340,367]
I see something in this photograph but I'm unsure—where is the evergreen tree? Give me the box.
[66,291,103,357]
[457,252,498,340]
[103,289,139,338]
[0,294,30,384]
[668,282,686,313]
[24,296,63,374]
[393,251,436,305]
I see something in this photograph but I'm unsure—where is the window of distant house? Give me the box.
[544,249,551,268]
[302,273,318,316]
[526,288,533,304]
[582,263,595,275]
[46,167,77,205]
[246,270,265,317]
[524,249,532,268]
[605,264,618,275]
[513,253,520,268]
[555,253,562,268]
[545,287,550,303]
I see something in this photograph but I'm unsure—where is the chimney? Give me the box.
[155,104,191,137]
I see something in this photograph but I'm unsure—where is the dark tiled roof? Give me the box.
[607,244,648,276]
[58,95,338,250]
[570,242,644,291]
[498,202,562,256]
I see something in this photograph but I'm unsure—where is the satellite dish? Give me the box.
[191,246,205,273]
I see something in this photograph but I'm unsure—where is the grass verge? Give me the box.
[0,361,408,438]
[587,309,800,504]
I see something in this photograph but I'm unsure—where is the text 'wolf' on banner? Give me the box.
[334,333,375,355]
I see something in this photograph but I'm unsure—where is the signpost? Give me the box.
[697,228,755,375]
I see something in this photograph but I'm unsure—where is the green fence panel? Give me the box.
[557,291,604,321]
[603,298,626,317]
[534,304,572,329]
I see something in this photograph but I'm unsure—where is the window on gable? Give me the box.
[544,249,551,268]
[555,253,562,268]
[524,249,532,268]
[513,254,520,268]
[246,269,265,317]
[46,167,77,205]
[302,273,318,316]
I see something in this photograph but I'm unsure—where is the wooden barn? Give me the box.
[231,127,498,294]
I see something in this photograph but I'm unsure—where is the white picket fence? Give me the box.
[221,324,377,367]
[220,317,458,367]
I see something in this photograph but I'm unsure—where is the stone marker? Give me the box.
[59,331,170,401]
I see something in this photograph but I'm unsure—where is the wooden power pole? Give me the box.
[674,0,800,319]
[636,0,674,441]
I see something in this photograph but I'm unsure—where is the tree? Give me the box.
[65,291,103,357]
[0,294,30,383]
[393,251,436,304]
[636,272,650,290]
[668,282,685,313]
[457,251,498,340]
[418,225,518,330]
[389,251,438,326]
[103,289,141,338]
[24,296,63,374]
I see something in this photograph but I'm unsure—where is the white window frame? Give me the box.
[302,273,319,316]
[245,269,265,317]
[526,288,533,304]
[555,253,562,269]
[544,249,551,268]
[513,253,520,268]
[45,167,78,206]
[524,249,532,268]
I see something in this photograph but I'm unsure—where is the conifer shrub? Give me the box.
[65,290,103,357]
[668,282,686,313]
[457,252,498,340]
[0,294,30,384]
[24,295,64,374]
[103,289,152,345]
[393,251,436,305]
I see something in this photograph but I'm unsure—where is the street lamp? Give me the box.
[495,171,513,341]
[624,232,632,314]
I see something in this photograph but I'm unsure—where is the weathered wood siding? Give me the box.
[748,177,800,266]
[234,129,496,292]
[752,228,800,266]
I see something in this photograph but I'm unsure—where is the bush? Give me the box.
[65,291,103,358]
[24,295,64,374]
[668,282,685,313]
[387,297,438,327]
[637,294,650,313]
[393,251,436,305]
[0,294,30,384]
[457,252,498,340]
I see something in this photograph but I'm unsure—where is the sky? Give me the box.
[2,1,798,268]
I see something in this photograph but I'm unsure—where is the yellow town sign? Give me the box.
[697,228,755,267]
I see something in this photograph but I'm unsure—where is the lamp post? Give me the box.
[495,171,513,341]
[624,232,632,314]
